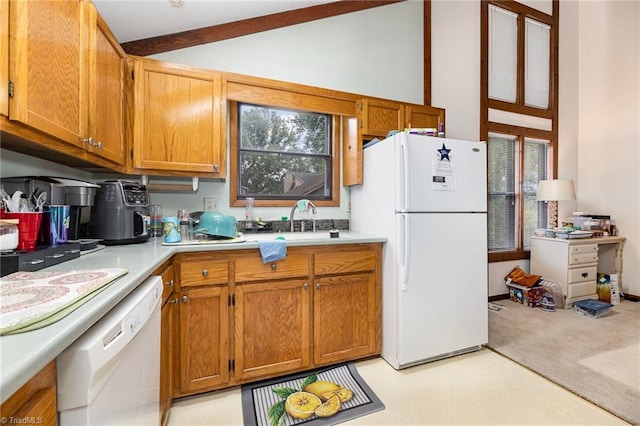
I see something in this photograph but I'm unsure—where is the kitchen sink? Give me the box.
[250,231,352,241]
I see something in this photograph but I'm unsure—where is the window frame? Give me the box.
[481,0,559,262]
[229,100,341,208]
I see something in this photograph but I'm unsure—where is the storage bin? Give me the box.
[507,283,546,307]
[573,299,613,318]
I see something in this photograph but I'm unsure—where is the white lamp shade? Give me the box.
[536,179,576,201]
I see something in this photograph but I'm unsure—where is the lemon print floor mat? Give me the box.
[241,363,384,426]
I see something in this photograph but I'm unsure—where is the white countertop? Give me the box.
[0,230,384,403]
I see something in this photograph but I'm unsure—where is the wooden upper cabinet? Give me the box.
[358,98,404,139]
[342,115,361,187]
[130,57,225,177]
[405,103,445,132]
[1,0,8,117]
[8,0,88,146]
[87,5,125,164]
[347,99,446,186]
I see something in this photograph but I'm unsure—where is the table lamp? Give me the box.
[536,179,576,229]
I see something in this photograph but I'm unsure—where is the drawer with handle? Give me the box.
[235,254,308,282]
[180,260,229,288]
[314,250,377,275]
[568,265,597,284]
[569,252,598,265]
[570,244,598,255]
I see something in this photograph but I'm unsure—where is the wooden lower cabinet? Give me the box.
[160,298,173,425]
[235,279,311,381]
[313,273,379,365]
[177,285,229,394]
[0,360,57,426]
[154,261,176,425]
[172,243,381,398]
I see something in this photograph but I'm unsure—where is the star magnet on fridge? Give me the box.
[438,143,451,161]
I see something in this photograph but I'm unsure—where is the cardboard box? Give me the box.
[507,283,546,307]
[597,273,620,305]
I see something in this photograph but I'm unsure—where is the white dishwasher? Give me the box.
[57,276,162,425]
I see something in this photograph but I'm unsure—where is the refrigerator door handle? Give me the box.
[400,214,410,291]
[398,135,409,212]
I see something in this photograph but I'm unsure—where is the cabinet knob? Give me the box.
[271,263,277,270]
[316,283,321,289]
[303,283,309,289]
[582,272,589,278]
[202,269,209,277]
[213,164,220,172]
[83,137,95,146]
[181,295,188,303]
[95,140,103,149]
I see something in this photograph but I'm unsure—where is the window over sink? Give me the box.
[230,102,340,208]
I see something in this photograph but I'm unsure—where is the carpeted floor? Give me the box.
[488,299,640,425]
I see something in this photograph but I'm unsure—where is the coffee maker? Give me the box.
[90,180,150,245]
[0,176,98,243]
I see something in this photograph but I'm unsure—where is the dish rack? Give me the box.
[540,279,563,310]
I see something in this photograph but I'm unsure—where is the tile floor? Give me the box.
[167,348,630,425]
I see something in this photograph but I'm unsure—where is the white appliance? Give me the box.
[351,132,488,369]
[57,276,162,425]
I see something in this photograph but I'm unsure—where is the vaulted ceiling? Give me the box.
[93,0,406,56]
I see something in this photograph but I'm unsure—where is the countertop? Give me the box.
[0,230,384,403]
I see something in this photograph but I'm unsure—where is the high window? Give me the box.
[481,0,559,261]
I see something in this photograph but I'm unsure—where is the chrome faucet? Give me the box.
[290,199,317,232]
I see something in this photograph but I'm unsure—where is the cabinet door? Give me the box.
[9,0,88,145]
[235,280,311,381]
[178,286,229,393]
[358,98,404,138]
[86,6,125,165]
[341,115,362,186]
[314,273,380,365]
[0,360,57,425]
[132,58,224,176]
[1,0,8,117]
[160,298,174,425]
[405,104,445,131]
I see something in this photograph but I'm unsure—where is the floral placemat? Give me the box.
[0,268,128,335]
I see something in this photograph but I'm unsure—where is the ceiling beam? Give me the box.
[122,0,406,56]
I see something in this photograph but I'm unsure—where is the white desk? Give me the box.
[530,236,626,307]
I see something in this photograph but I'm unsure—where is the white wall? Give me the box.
[574,1,640,297]
[146,1,424,221]
[431,0,480,141]
[0,149,93,181]
[151,2,424,104]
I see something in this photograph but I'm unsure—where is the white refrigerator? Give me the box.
[351,132,488,369]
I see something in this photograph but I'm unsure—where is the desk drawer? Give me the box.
[570,244,598,255]
[568,281,596,299]
[568,265,597,284]
[569,252,598,265]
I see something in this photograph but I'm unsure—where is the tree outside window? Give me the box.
[236,103,332,201]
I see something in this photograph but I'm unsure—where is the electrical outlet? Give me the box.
[204,197,219,212]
